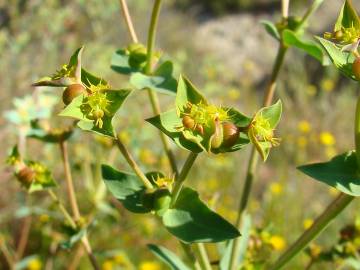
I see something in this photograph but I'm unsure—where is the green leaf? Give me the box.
[146,110,204,153]
[219,213,252,270]
[111,49,138,75]
[27,121,74,143]
[130,61,177,95]
[101,165,150,213]
[335,0,360,31]
[317,37,356,80]
[298,151,360,196]
[59,89,131,137]
[259,100,282,129]
[261,20,280,40]
[162,187,240,243]
[148,244,190,270]
[176,75,207,112]
[60,227,87,250]
[282,30,328,65]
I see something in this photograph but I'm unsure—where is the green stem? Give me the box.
[115,135,154,189]
[269,193,354,270]
[171,152,198,206]
[355,94,360,167]
[145,0,162,75]
[48,190,77,229]
[297,0,324,31]
[229,45,288,270]
[180,242,202,270]
[119,0,139,43]
[195,243,212,270]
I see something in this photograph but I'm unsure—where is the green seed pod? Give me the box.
[153,188,172,216]
[141,189,156,210]
[62,84,86,105]
[16,166,35,187]
[210,118,223,149]
[222,122,240,148]
[353,57,360,80]
[182,115,195,129]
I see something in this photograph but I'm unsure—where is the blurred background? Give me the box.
[1,0,360,269]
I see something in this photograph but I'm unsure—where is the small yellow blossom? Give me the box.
[297,136,308,148]
[118,131,131,145]
[139,261,162,270]
[309,244,322,258]
[113,252,131,267]
[227,88,240,100]
[321,79,335,92]
[303,218,314,230]
[269,235,286,251]
[139,149,157,165]
[306,84,317,96]
[269,182,283,195]
[27,258,42,270]
[102,260,113,270]
[319,132,336,146]
[39,214,50,223]
[297,121,311,133]
[208,178,219,190]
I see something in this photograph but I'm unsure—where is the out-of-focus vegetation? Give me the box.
[1,0,360,269]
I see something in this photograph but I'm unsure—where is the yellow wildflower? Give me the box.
[297,136,308,148]
[227,88,240,100]
[319,132,335,146]
[297,121,311,133]
[39,214,50,223]
[118,131,131,145]
[139,149,157,165]
[139,261,162,270]
[27,258,42,270]
[303,219,314,230]
[321,79,335,92]
[269,182,283,195]
[102,260,113,270]
[269,235,286,251]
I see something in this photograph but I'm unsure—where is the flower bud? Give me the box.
[222,122,240,147]
[63,84,86,105]
[153,188,172,216]
[353,57,360,80]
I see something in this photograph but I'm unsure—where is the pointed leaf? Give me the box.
[162,187,240,243]
[101,165,150,213]
[111,49,138,75]
[176,75,207,112]
[146,110,203,153]
[298,151,360,196]
[148,244,190,270]
[261,20,280,40]
[317,37,356,80]
[259,100,282,128]
[335,0,360,31]
[282,30,328,65]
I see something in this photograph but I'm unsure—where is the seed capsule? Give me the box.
[182,115,195,129]
[222,122,240,147]
[17,167,35,187]
[153,188,172,216]
[62,84,86,105]
[353,57,360,80]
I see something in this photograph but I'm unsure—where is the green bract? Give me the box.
[111,46,177,95]
[7,146,57,193]
[248,100,282,161]
[319,1,360,80]
[59,89,131,138]
[147,75,251,154]
[298,151,360,196]
[101,165,240,243]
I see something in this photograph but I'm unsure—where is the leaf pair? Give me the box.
[102,165,240,243]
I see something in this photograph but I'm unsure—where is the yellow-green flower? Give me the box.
[269,235,286,251]
[102,260,113,270]
[139,261,162,270]
[303,218,314,230]
[297,120,311,133]
[27,258,42,270]
[319,132,336,146]
[269,182,283,195]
